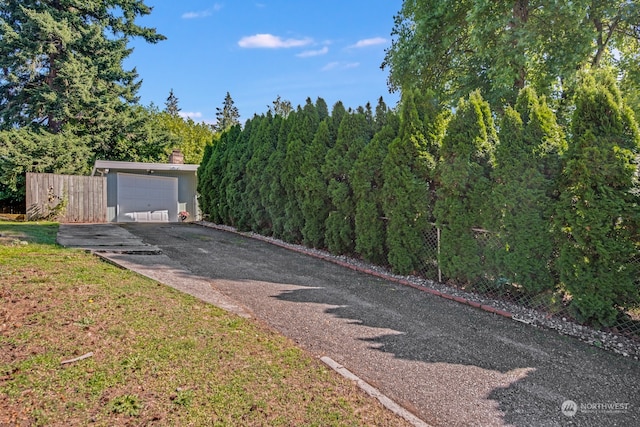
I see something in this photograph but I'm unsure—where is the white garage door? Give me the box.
[117,173,178,222]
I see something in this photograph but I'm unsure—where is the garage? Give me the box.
[117,173,178,222]
[92,153,200,223]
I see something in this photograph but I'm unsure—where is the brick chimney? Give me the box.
[168,149,184,164]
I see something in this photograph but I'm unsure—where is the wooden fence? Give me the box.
[26,173,107,223]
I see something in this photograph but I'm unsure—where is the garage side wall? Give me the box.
[178,173,198,220]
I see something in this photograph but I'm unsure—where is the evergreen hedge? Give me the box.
[197,71,640,329]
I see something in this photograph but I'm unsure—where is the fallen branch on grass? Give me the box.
[61,352,93,365]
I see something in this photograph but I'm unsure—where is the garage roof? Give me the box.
[92,160,199,176]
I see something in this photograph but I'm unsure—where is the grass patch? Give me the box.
[0,220,58,244]
[0,221,409,426]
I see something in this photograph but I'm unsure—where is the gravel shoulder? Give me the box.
[112,223,640,426]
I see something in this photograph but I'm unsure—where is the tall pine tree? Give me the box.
[165,89,181,116]
[0,0,165,148]
[214,92,240,132]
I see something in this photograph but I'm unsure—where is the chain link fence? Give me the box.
[390,224,640,346]
[203,218,640,356]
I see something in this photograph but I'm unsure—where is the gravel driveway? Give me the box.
[109,223,640,427]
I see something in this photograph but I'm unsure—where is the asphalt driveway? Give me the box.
[64,222,640,426]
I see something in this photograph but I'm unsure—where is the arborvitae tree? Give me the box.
[361,102,375,138]
[352,112,399,264]
[373,96,392,134]
[555,69,640,326]
[205,126,238,223]
[224,120,254,230]
[298,119,333,248]
[492,87,565,295]
[316,97,330,123]
[258,114,284,234]
[323,109,372,255]
[382,90,445,274]
[214,92,240,132]
[165,89,181,116]
[434,90,497,283]
[197,139,216,218]
[328,101,347,146]
[266,114,292,238]
[245,112,275,233]
[198,132,221,221]
[283,99,319,243]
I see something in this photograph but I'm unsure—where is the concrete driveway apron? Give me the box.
[77,223,640,427]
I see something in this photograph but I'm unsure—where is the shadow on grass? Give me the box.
[0,220,59,245]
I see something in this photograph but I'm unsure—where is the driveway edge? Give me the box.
[320,356,433,427]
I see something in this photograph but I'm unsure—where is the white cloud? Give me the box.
[238,33,312,48]
[321,61,340,71]
[321,61,360,71]
[296,46,329,58]
[179,111,203,119]
[182,11,210,19]
[348,37,387,48]
[182,4,222,19]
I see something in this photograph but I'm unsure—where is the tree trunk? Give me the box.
[512,0,529,90]
[590,1,620,68]
[45,53,62,133]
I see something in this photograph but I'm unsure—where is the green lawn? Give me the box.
[0,221,409,426]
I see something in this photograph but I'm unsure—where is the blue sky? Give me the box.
[125,1,402,124]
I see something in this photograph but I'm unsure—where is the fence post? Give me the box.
[437,226,442,283]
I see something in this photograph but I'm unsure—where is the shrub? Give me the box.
[492,88,565,294]
[434,90,497,283]
[555,69,640,326]
[323,111,371,255]
[353,111,399,264]
[382,90,445,274]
